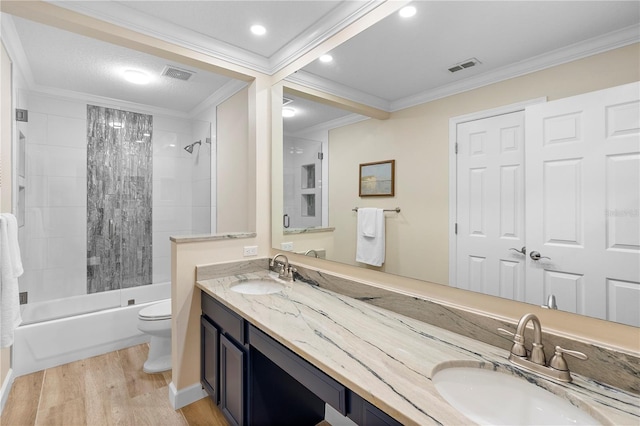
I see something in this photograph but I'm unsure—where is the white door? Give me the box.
[456,111,527,300]
[525,82,640,325]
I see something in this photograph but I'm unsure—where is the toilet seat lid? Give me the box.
[139,300,171,320]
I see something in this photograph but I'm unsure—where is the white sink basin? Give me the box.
[432,366,601,425]
[230,279,285,295]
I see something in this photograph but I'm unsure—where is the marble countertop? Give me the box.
[196,271,640,425]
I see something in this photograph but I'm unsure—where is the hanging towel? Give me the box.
[359,207,378,237]
[1,213,24,348]
[356,208,385,267]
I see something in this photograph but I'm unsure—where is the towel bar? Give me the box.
[352,207,400,213]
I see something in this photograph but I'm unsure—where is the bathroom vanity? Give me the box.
[197,270,639,425]
[200,289,400,426]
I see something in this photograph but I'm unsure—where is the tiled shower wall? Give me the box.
[19,91,211,303]
[86,105,153,293]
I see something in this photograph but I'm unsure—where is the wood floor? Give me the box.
[0,344,229,426]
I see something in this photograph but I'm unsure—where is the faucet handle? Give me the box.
[287,266,297,281]
[549,345,588,371]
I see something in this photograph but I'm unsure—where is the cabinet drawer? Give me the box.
[202,292,245,344]
[249,325,346,415]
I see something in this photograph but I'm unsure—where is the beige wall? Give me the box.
[217,86,251,232]
[172,77,273,391]
[0,41,13,399]
[328,43,640,285]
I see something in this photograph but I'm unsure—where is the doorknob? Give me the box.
[530,251,551,261]
[510,246,526,255]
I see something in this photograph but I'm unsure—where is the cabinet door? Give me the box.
[348,391,402,426]
[201,316,219,403]
[220,334,246,426]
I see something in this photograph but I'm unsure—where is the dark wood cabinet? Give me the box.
[202,293,248,426]
[348,392,403,426]
[219,334,246,426]
[200,316,219,403]
[201,291,402,426]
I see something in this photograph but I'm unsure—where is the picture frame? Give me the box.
[359,160,395,197]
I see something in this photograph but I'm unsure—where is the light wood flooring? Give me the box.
[0,344,228,426]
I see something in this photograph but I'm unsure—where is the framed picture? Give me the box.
[359,160,395,197]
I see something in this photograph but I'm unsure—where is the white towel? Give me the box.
[1,213,23,348]
[359,207,377,237]
[356,208,385,267]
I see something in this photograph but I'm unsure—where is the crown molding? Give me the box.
[189,80,248,118]
[49,0,272,73]
[286,113,369,139]
[48,0,384,76]
[285,71,391,111]
[268,0,384,73]
[390,24,640,112]
[287,24,640,114]
[28,85,193,119]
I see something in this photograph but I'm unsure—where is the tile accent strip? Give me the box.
[87,105,153,293]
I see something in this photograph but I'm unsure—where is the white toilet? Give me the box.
[137,299,172,373]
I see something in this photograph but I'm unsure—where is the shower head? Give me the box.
[184,140,202,154]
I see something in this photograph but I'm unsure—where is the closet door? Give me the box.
[456,111,526,300]
[525,82,640,324]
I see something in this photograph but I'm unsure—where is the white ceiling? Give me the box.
[3,1,639,122]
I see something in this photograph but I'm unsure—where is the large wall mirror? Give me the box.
[3,11,251,313]
[272,1,640,327]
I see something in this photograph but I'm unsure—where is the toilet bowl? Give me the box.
[137,299,172,373]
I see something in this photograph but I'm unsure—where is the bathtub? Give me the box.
[13,283,170,377]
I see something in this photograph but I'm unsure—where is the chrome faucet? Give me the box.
[270,253,296,282]
[304,249,319,258]
[498,313,587,382]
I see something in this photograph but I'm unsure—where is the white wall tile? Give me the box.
[48,115,86,148]
[47,177,86,207]
[47,236,86,269]
[29,94,86,119]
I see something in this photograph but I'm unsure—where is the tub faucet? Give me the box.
[498,313,587,382]
[270,253,296,282]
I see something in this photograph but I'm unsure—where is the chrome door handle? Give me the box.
[510,246,526,255]
[530,251,550,261]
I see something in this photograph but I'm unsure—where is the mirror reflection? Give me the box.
[274,1,640,327]
[5,14,248,320]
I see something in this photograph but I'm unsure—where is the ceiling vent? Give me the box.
[283,97,294,106]
[448,57,481,73]
[161,66,195,81]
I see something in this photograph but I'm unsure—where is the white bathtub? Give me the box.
[13,283,170,377]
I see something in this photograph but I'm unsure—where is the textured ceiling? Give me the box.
[11,15,235,113]
[298,1,640,110]
[111,0,344,58]
[5,1,640,119]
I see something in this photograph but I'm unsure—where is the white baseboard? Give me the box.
[0,368,14,416]
[169,381,207,410]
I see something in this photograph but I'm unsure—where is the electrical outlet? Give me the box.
[243,245,258,256]
[280,242,294,251]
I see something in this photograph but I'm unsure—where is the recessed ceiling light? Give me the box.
[251,24,266,36]
[123,69,150,85]
[399,6,417,18]
[282,107,296,118]
[319,54,333,63]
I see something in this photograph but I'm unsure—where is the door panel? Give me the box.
[456,111,526,300]
[525,82,640,324]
